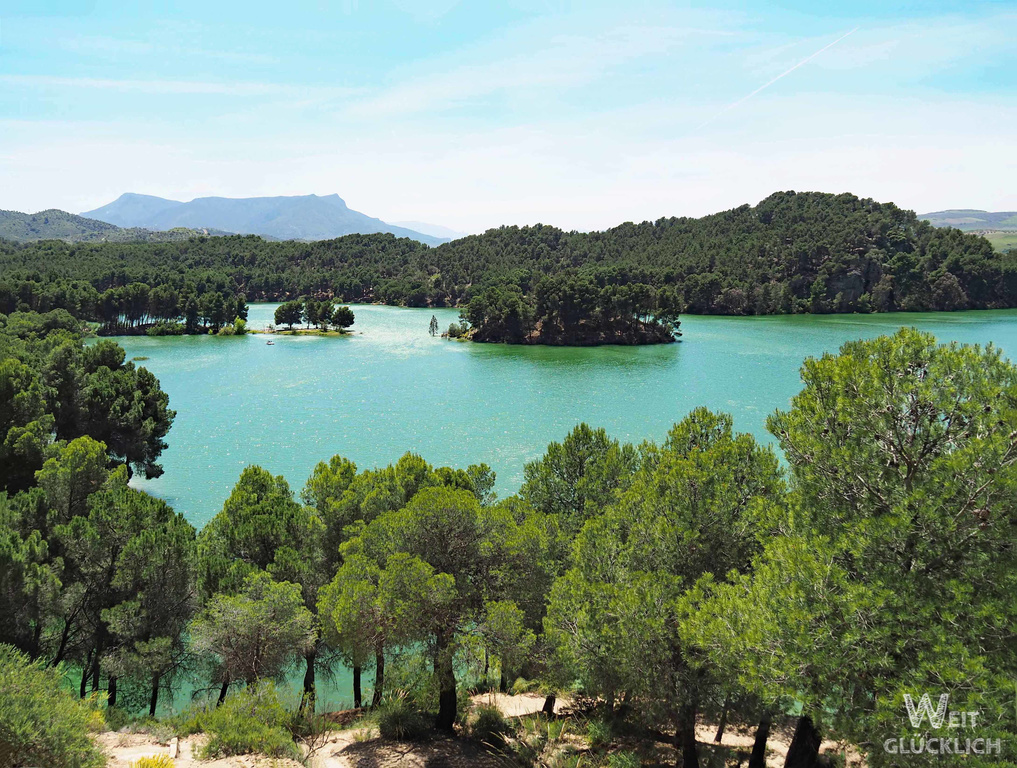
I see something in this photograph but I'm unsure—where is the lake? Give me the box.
[108,303,1017,710]
[116,303,1017,530]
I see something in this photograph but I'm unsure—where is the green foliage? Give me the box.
[0,644,106,768]
[198,465,323,600]
[187,683,300,760]
[190,571,316,687]
[0,320,176,484]
[521,423,638,542]
[274,301,304,329]
[376,693,431,741]
[146,322,184,336]
[2,193,1010,332]
[470,704,514,749]
[446,319,469,338]
[467,275,679,345]
[511,677,540,695]
[0,208,222,245]
[57,469,198,710]
[607,750,642,768]
[544,409,784,766]
[585,718,612,750]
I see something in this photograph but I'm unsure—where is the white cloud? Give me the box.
[345,18,735,118]
[2,92,1014,232]
[1,8,1014,232]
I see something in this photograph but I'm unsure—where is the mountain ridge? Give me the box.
[919,209,1017,231]
[82,192,449,246]
[0,208,227,244]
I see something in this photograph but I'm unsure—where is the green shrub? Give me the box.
[446,319,470,339]
[0,644,106,768]
[217,318,247,336]
[146,322,184,336]
[510,677,540,695]
[377,694,431,741]
[123,718,177,745]
[471,705,514,750]
[187,683,300,760]
[607,750,642,768]
[586,718,611,750]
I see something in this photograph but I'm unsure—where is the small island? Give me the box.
[267,298,355,335]
[451,277,681,345]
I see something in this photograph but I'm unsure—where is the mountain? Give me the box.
[919,209,1017,231]
[388,220,469,240]
[0,208,225,244]
[8,191,1014,317]
[83,193,448,246]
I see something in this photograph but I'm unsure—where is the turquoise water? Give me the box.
[116,303,1017,529]
[108,303,1017,711]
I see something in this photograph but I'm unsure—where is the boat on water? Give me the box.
[266,340,275,345]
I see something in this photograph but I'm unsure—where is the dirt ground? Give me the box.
[97,693,861,768]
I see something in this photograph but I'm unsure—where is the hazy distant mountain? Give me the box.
[388,220,469,240]
[83,193,448,246]
[920,209,1017,231]
[0,208,224,244]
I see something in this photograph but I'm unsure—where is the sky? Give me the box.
[0,0,1015,233]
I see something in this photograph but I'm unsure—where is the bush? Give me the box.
[130,756,174,768]
[146,321,184,336]
[0,644,106,768]
[377,694,431,741]
[586,718,611,750]
[607,751,641,768]
[122,718,177,746]
[471,705,514,750]
[446,319,470,339]
[185,683,299,760]
[510,677,540,695]
[217,318,247,336]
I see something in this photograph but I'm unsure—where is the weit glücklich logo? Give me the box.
[883,693,1002,756]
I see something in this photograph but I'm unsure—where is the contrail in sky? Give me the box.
[697,26,859,130]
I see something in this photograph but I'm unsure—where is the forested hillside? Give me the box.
[1,192,1012,326]
[0,208,228,244]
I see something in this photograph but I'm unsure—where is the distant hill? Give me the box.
[388,220,469,240]
[919,209,1017,231]
[0,208,225,244]
[5,191,1014,317]
[83,193,448,246]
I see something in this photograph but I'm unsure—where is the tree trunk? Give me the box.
[149,673,161,718]
[715,697,729,743]
[217,676,230,706]
[300,650,316,714]
[748,711,772,768]
[52,619,72,667]
[90,653,101,693]
[29,622,42,660]
[674,704,699,768]
[541,694,556,715]
[353,665,363,709]
[499,670,508,694]
[784,715,821,768]
[79,649,93,699]
[108,676,118,708]
[434,633,457,732]
[371,649,385,708]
